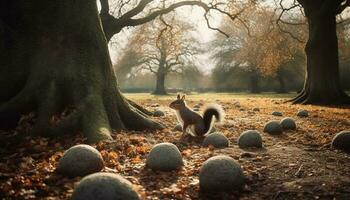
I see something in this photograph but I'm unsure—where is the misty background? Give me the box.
[105,0,350,94]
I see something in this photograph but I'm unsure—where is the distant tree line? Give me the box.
[114,2,350,94]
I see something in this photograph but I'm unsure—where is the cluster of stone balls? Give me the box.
[60,144,245,199]
[58,138,242,200]
[58,109,349,200]
[261,109,350,153]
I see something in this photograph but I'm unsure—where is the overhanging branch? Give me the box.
[102,0,246,40]
[337,0,350,14]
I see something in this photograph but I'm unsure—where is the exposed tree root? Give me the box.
[0,79,164,143]
[126,99,153,116]
[289,88,350,105]
[0,0,165,143]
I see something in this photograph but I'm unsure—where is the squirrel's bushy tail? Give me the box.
[202,104,224,135]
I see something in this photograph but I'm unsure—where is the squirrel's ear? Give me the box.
[177,94,181,100]
[181,95,186,100]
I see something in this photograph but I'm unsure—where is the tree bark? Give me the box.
[153,49,168,95]
[291,2,350,105]
[0,0,163,143]
[250,72,260,94]
[154,70,167,95]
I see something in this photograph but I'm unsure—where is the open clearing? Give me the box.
[1,93,350,199]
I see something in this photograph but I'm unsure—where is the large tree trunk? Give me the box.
[154,71,167,95]
[291,8,350,105]
[0,0,163,143]
[153,59,168,95]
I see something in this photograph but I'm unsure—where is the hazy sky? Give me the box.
[175,6,223,74]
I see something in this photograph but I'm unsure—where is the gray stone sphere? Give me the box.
[297,110,309,117]
[173,124,183,132]
[153,110,165,117]
[202,133,229,148]
[331,131,350,153]
[57,144,104,177]
[199,155,245,192]
[71,172,140,200]
[263,120,283,135]
[238,130,263,148]
[272,111,283,116]
[146,143,183,171]
[280,117,297,130]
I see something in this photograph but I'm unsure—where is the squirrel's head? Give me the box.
[169,94,186,110]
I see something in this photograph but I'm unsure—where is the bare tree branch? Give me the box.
[119,0,153,21]
[337,0,350,14]
[236,17,252,37]
[101,0,246,40]
[276,0,305,43]
[204,11,229,37]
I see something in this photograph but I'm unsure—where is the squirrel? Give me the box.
[169,94,224,137]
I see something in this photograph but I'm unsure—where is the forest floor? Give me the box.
[1,93,350,200]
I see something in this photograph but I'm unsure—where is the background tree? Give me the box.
[210,5,305,93]
[114,65,204,93]
[278,0,350,104]
[114,48,143,84]
[120,17,200,94]
[180,64,204,91]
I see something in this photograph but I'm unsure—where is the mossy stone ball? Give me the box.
[263,120,283,135]
[272,111,283,116]
[238,130,263,148]
[331,131,350,153]
[199,155,245,192]
[57,144,104,177]
[146,143,183,171]
[71,172,140,200]
[202,132,229,148]
[297,110,309,117]
[153,110,165,117]
[280,117,297,130]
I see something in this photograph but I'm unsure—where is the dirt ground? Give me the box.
[1,93,350,200]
